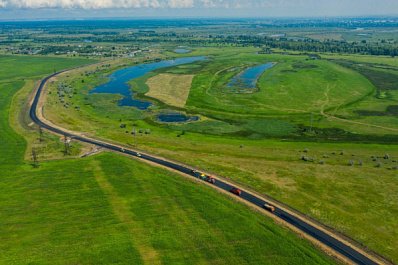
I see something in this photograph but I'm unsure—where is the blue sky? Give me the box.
[0,0,397,20]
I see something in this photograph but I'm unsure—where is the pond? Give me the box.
[174,49,191,53]
[227,63,274,89]
[89,56,205,111]
[157,112,199,123]
[270,34,285,37]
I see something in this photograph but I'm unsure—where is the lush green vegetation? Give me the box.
[0,54,339,264]
[0,150,337,264]
[40,44,398,262]
[3,19,398,263]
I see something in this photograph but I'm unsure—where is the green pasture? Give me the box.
[38,47,398,261]
[0,151,336,264]
[0,54,338,264]
[0,55,96,80]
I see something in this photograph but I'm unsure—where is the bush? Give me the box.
[120,123,126,128]
[375,162,382,167]
[358,161,364,166]
[319,160,325,165]
[349,161,355,166]
[384,154,390,159]
[340,151,344,155]
[302,155,309,161]
[303,148,308,153]
[322,154,329,158]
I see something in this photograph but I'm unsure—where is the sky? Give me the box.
[0,0,397,20]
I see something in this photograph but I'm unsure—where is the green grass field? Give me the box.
[38,46,398,262]
[0,54,337,264]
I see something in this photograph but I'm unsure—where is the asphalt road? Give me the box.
[29,69,379,265]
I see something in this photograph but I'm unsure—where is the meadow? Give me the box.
[40,45,398,261]
[0,55,337,264]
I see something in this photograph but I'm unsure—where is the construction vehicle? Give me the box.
[263,204,275,212]
[204,175,215,184]
[190,169,196,174]
[200,174,206,180]
[230,187,241,196]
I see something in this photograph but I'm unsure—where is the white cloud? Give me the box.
[167,0,194,8]
[1,0,162,9]
[0,0,396,14]
[199,0,216,8]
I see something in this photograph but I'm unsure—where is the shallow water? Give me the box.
[157,113,199,123]
[89,57,205,110]
[227,63,274,88]
[174,49,191,53]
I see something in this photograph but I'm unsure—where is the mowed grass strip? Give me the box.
[145,73,195,108]
[0,81,26,167]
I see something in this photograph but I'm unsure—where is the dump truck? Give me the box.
[204,175,215,184]
[263,204,275,212]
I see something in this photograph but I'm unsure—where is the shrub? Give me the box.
[145,129,151,134]
[340,151,344,155]
[349,161,355,166]
[384,154,390,159]
[375,162,382,167]
[303,148,308,153]
[302,155,309,161]
[120,123,126,128]
[319,160,325,165]
[358,161,364,166]
[322,154,329,158]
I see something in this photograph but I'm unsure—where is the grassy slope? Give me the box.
[0,55,335,264]
[186,53,374,115]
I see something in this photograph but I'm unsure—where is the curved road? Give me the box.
[30,68,380,265]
